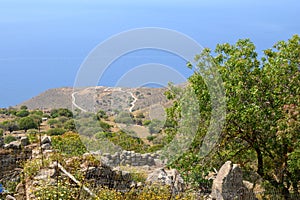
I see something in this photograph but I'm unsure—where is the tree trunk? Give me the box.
[255,146,264,177]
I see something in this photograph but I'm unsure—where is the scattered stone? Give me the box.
[5,195,16,200]
[211,161,255,200]
[41,143,51,150]
[101,150,163,167]
[20,137,29,146]
[34,168,56,180]
[146,168,185,194]
[41,136,51,145]
[4,141,21,150]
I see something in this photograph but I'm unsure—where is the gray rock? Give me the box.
[146,168,185,194]
[4,141,21,150]
[34,168,56,180]
[41,143,51,150]
[5,195,16,200]
[211,161,255,200]
[41,136,51,145]
[20,136,30,146]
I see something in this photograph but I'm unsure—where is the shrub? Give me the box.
[47,119,59,126]
[51,132,87,156]
[16,109,30,117]
[18,117,38,132]
[114,112,135,124]
[64,119,76,131]
[97,110,108,120]
[148,119,163,134]
[109,131,148,153]
[30,110,43,116]
[27,129,38,143]
[147,135,156,142]
[99,120,111,131]
[47,128,66,136]
[23,158,44,178]
[50,108,73,118]
[142,120,151,126]
[4,135,17,144]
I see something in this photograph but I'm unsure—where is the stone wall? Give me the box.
[0,148,32,181]
[100,150,163,167]
[85,165,132,191]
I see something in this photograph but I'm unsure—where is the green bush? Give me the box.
[115,112,135,124]
[51,132,87,156]
[18,116,38,132]
[99,120,112,131]
[16,109,30,117]
[4,135,17,144]
[50,108,73,118]
[27,129,38,143]
[97,109,108,120]
[109,131,148,153]
[148,119,163,134]
[147,135,156,142]
[64,119,76,131]
[142,120,151,126]
[47,128,66,136]
[47,119,59,126]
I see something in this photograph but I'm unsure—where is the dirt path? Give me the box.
[71,91,88,112]
[128,91,137,112]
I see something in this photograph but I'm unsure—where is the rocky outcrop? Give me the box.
[211,161,256,200]
[146,168,185,194]
[41,136,51,145]
[100,150,163,167]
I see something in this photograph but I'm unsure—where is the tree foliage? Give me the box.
[168,35,300,196]
[18,117,38,132]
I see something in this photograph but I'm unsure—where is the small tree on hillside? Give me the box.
[18,117,38,132]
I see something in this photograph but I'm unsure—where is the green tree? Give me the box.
[30,110,43,116]
[0,120,19,133]
[18,117,38,132]
[50,108,73,118]
[16,109,30,117]
[64,119,76,131]
[29,114,42,128]
[184,35,300,197]
[20,105,28,110]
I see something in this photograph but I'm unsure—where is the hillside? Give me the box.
[19,87,74,110]
[19,86,171,113]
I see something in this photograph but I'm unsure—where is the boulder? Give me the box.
[4,141,21,150]
[20,136,29,146]
[5,195,16,200]
[146,168,185,194]
[211,161,255,200]
[41,143,51,150]
[41,136,51,145]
